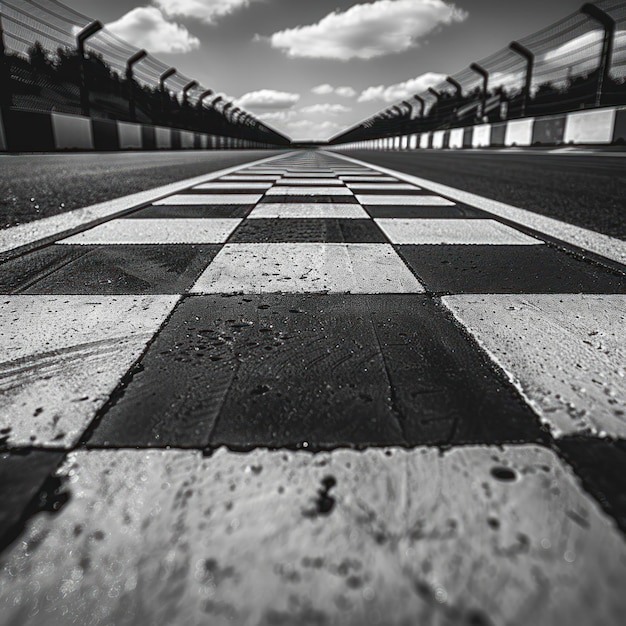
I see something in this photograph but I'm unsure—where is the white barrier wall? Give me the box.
[564,108,616,144]
[180,131,195,149]
[432,130,446,149]
[449,128,464,149]
[117,122,142,149]
[505,119,534,147]
[472,124,491,147]
[419,133,430,149]
[51,113,94,150]
[155,127,171,149]
[409,134,418,149]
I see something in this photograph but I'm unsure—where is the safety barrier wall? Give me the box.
[0,108,280,152]
[332,106,626,151]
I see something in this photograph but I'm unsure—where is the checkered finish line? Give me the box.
[1,150,625,447]
[1,150,626,624]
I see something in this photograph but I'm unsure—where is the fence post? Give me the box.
[509,41,534,117]
[0,12,11,108]
[427,87,442,126]
[413,94,425,118]
[126,49,147,122]
[580,3,616,107]
[445,77,462,123]
[159,67,176,122]
[76,21,103,117]
[470,62,489,120]
[182,80,198,106]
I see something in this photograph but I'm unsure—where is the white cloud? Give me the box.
[300,103,352,115]
[266,0,467,60]
[257,110,297,122]
[235,89,301,110]
[154,0,257,24]
[335,86,357,98]
[311,84,357,98]
[285,119,341,140]
[312,84,335,95]
[106,7,200,54]
[358,71,446,102]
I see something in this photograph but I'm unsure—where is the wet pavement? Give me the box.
[0,150,625,625]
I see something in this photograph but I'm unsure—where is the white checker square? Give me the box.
[346,183,421,191]
[276,179,343,185]
[0,295,178,447]
[376,218,541,245]
[191,243,424,294]
[154,194,262,205]
[219,175,281,181]
[357,195,456,206]
[248,203,369,219]
[282,173,341,178]
[193,182,273,190]
[58,218,241,244]
[340,176,397,182]
[266,187,354,196]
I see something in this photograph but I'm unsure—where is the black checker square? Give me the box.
[260,195,359,204]
[364,205,484,219]
[0,450,65,551]
[179,187,266,195]
[0,244,221,295]
[397,244,626,294]
[126,204,253,218]
[87,294,545,450]
[229,219,388,243]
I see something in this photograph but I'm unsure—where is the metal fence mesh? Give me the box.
[0,0,288,143]
[333,0,626,142]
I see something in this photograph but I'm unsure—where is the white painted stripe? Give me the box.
[0,153,288,255]
[58,218,241,244]
[328,151,626,265]
[443,294,626,438]
[0,295,179,447]
[247,204,369,219]
[191,243,424,294]
[357,195,455,206]
[265,187,354,196]
[376,218,540,245]
[346,183,420,191]
[192,182,272,190]
[154,194,263,205]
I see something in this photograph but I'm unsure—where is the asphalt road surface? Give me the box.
[344,149,626,240]
[0,150,625,625]
[0,150,283,229]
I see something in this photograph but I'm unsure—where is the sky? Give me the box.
[62,0,586,140]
